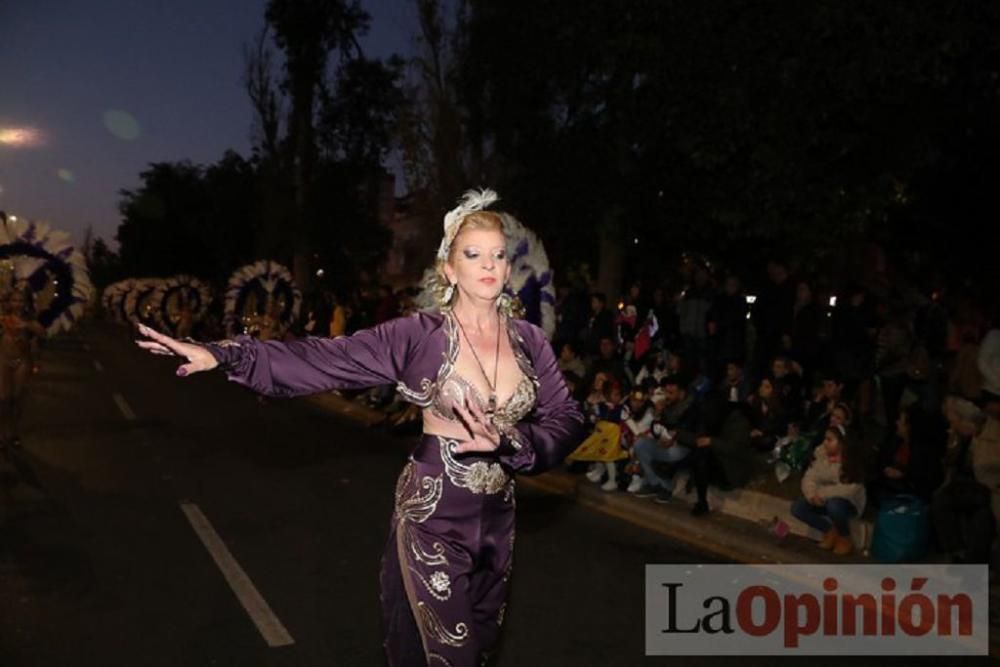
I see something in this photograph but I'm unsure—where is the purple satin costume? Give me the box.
[205,311,585,666]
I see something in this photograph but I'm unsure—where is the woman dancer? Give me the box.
[0,287,46,450]
[136,190,584,666]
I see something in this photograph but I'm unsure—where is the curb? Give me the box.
[517,470,870,565]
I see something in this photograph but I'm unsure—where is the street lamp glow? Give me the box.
[0,126,44,147]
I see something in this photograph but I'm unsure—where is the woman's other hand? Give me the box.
[451,396,502,454]
[135,324,218,376]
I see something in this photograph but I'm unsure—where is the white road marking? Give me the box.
[94,360,104,372]
[179,503,295,648]
[112,392,136,421]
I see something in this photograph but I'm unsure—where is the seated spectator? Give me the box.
[748,376,788,452]
[687,395,754,517]
[718,359,751,406]
[572,380,628,491]
[802,372,846,433]
[634,351,669,392]
[688,363,714,400]
[791,424,867,555]
[558,340,588,382]
[585,336,627,391]
[622,389,655,493]
[804,401,852,449]
[562,370,583,402]
[874,404,946,504]
[581,374,614,432]
[969,389,1000,549]
[630,375,698,502]
[931,396,993,563]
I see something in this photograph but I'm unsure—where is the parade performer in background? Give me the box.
[0,217,92,450]
[151,274,212,339]
[102,278,136,325]
[124,278,164,329]
[136,190,583,666]
[0,287,45,450]
[224,260,301,341]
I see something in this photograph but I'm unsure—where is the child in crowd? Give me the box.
[634,350,669,390]
[622,389,655,493]
[573,380,629,490]
[748,376,788,452]
[791,424,867,555]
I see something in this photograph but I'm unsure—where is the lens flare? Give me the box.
[56,168,75,183]
[102,109,141,141]
[0,126,44,147]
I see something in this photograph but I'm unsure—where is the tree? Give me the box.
[401,0,1000,293]
[241,0,406,292]
[115,153,258,284]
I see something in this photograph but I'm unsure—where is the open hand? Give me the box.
[135,323,218,377]
[451,396,502,454]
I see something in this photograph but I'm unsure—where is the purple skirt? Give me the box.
[380,434,516,666]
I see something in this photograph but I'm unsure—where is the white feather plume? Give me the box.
[437,188,500,260]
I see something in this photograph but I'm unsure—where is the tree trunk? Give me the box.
[597,210,624,304]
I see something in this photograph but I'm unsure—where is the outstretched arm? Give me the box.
[136,316,415,398]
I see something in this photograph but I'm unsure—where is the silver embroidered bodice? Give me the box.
[431,370,537,432]
[396,310,539,432]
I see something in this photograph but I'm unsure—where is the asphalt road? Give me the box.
[0,323,991,666]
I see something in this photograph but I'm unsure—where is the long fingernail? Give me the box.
[176,368,188,377]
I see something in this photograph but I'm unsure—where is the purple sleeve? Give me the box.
[497,325,586,475]
[203,316,414,398]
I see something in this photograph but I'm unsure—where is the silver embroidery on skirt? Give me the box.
[438,437,509,495]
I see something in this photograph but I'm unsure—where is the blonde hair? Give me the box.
[424,210,511,310]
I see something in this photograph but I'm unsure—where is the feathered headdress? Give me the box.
[0,217,93,334]
[435,188,499,261]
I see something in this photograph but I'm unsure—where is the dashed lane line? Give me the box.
[179,502,295,648]
[112,392,136,421]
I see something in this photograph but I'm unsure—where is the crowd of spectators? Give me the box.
[548,260,1000,560]
[316,259,1000,563]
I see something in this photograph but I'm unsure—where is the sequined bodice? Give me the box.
[431,369,536,431]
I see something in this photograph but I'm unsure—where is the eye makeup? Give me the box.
[461,247,507,261]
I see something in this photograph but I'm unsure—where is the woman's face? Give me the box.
[823,431,843,456]
[445,228,511,304]
[758,379,773,399]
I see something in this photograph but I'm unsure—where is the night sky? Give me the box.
[0,0,416,246]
